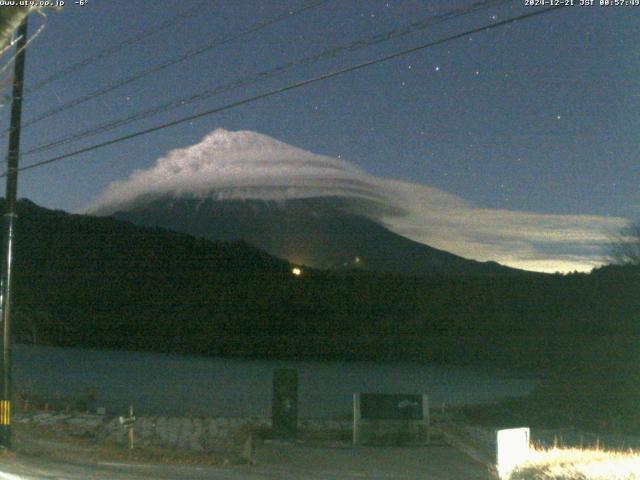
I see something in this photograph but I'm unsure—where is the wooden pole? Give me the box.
[0,15,28,450]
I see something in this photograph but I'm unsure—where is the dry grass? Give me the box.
[509,446,640,480]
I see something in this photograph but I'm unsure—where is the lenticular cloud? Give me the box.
[87,128,398,217]
[87,128,628,273]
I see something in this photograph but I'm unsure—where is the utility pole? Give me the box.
[0,15,28,450]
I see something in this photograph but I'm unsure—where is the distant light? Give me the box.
[291,267,302,276]
[355,256,361,264]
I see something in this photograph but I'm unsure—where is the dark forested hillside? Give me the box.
[109,196,524,276]
[3,199,639,376]
[7,199,293,352]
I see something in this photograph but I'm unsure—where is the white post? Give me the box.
[496,427,530,479]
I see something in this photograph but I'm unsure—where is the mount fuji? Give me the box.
[88,129,524,275]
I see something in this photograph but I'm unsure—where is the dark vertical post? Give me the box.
[272,368,298,440]
[0,16,28,450]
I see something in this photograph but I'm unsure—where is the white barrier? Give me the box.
[496,427,530,478]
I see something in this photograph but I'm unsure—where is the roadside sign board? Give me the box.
[360,393,424,420]
[353,393,429,445]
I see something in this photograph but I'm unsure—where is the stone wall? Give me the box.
[15,412,352,451]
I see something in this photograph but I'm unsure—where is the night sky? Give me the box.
[0,0,638,272]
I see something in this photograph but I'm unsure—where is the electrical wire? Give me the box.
[5,5,567,178]
[23,0,512,157]
[25,0,213,95]
[10,0,333,136]
[0,20,45,78]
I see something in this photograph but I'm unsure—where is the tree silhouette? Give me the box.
[609,222,640,266]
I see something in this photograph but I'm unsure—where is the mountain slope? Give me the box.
[111,196,523,275]
[12,198,290,276]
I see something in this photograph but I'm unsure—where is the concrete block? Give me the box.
[155,416,168,441]
[166,417,180,446]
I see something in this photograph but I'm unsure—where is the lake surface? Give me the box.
[13,345,536,418]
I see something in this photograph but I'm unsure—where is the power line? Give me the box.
[7,5,567,178]
[10,0,332,135]
[23,0,512,157]
[0,11,46,80]
[25,0,212,95]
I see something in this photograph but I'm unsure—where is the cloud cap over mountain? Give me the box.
[88,128,399,218]
[87,129,628,273]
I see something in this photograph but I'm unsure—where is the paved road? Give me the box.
[0,443,493,480]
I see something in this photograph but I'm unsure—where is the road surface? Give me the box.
[0,442,493,479]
